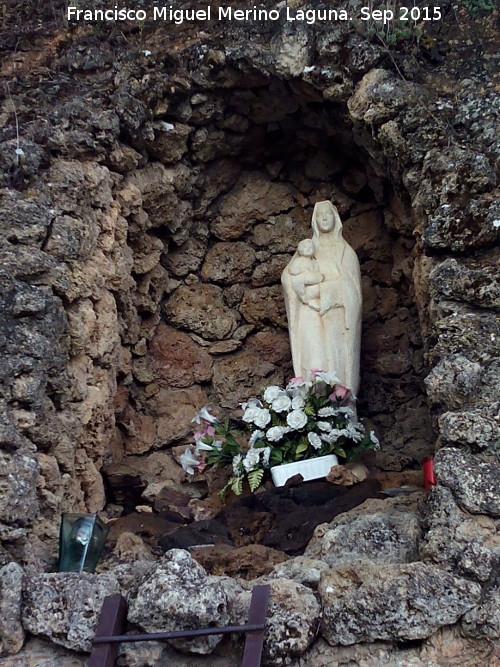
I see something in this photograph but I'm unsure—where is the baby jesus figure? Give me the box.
[288,239,324,311]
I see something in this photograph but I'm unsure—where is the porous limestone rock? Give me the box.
[0,450,39,525]
[211,172,296,240]
[22,572,120,652]
[319,562,481,645]
[267,556,330,589]
[164,284,238,340]
[438,407,500,454]
[461,583,500,640]
[348,69,427,126]
[430,256,500,310]
[305,511,421,567]
[0,562,24,656]
[148,324,213,388]
[212,349,285,409]
[420,486,498,582]
[434,448,500,516]
[128,549,230,655]
[424,354,483,410]
[0,637,87,667]
[230,578,320,666]
[289,626,498,667]
[201,241,256,283]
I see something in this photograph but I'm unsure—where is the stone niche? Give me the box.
[107,78,434,495]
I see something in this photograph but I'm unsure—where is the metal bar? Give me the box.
[88,594,127,667]
[93,624,265,644]
[241,585,271,667]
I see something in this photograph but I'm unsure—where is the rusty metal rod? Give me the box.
[93,623,265,644]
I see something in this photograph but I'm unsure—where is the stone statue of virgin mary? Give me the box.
[281,201,362,395]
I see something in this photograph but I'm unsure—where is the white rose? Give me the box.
[317,421,332,432]
[263,386,284,403]
[286,409,308,430]
[308,432,323,450]
[291,396,305,410]
[242,407,260,423]
[253,408,271,428]
[266,426,289,442]
[272,395,292,413]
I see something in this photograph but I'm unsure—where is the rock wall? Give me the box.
[0,1,499,663]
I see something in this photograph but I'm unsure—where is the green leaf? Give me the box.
[230,477,244,496]
[296,441,308,454]
[335,447,347,459]
[271,450,283,464]
[248,469,264,492]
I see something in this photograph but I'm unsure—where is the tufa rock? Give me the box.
[434,447,500,517]
[230,578,320,666]
[0,562,24,656]
[22,572,120,652]
[128,549,229,655]
[319,561,481,645]
[305,511,421,567]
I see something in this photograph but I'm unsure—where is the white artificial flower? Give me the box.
[253,408,271,428]
[243,448,260,472]
[308,432,323,450]
[286,409,308,430]
[314,371,341,386]
[248,430,265,447]
[195,440,214,452]
[242,407,260,423]
[232,454,243,475]
[291,396,305,410]
[337,406,356,418]
[191,405,217,424]
[179,447,201,475]
[318,407,339,417]
[317,421,332,432]
[321,429,342,444]
[272,395,292,413]
[263,386,284,403]
[266,425,290,442]
[240,397,263,411]
[195,439,223,453]
[260,446,271,466]
[287,382,311,399]
[344,423,364,442]
[370,430,380,449]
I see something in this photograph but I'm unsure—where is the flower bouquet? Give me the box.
[180,371,379,497]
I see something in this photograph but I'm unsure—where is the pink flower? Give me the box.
[329,385,350,403]
[310,369,325,379]
[194,424,215,442]
[196,461,207,473]
[287,376,305,388]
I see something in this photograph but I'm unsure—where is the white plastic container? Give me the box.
[270,454,339,487]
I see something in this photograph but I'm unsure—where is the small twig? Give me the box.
[376,34,407,81]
